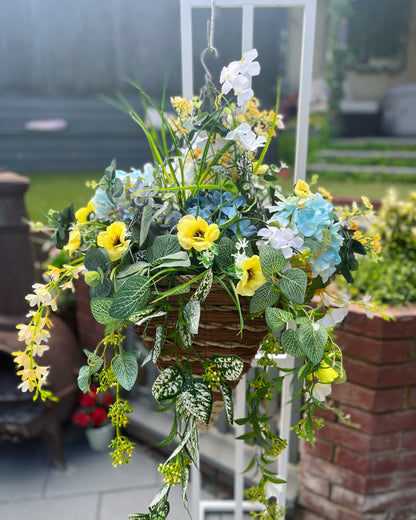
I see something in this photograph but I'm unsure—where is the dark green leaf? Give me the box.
[90,278,114,298]
[146,235,181,264]
[265,307,294,332]
[281,328,304,357]
[215,237,236,271]
[109,275,151,319]
[298,323,328,365]
[140,205,154,247]
[84,248,109,272]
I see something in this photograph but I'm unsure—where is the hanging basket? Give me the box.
[134,276,266,431]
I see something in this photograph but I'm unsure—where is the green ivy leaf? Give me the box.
[298,322,328,365]
[249,282,279,314]
[281,328,304,357]
[211,354,243,381]
[180,381,213,424]
[90,298,113,324]
[113,352,138,391]
[218,381,234,424]
[278,268,307,304]
[152,366,185,403]
[265,307,294,332]
[259,245,286,276]
[77,365,90,393]
[109,276,151,319]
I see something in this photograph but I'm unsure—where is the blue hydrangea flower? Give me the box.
[185,190,256,237]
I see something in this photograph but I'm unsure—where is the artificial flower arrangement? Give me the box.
[71,385,113,429]
[13,49,379,519]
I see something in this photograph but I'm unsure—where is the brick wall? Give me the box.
[298,304,416,520]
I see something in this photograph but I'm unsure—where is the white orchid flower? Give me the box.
[239,48,261,77]
[220,61,243,94]
[258,227,304,259]
[225,123,266,151]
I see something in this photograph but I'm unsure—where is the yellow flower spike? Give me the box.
[294,179,310,199]
[177,215,219,252]
[64,226,81,255]
[97,222,130,261]
[236,255,267,296]
[75,200,95,224]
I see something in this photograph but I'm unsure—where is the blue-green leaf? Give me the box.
[278,268,307,304]
[281,328,304,357]
[298,322,328,364]
[249,281,279,314]
[259,245,286,276]
[265,307,294,332]
[77,365,90,393]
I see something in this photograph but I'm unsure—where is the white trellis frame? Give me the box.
[180,1,317,518]
[180,0,317,184]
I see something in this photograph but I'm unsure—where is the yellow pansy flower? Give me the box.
[75,201,95,224]
[236,255,267,296]
[64,226,81,255]
[177,215,220,252]
[294,179,311,199]
[314,360,339,383]
[97,222,130,261]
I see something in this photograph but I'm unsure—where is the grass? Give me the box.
[24,169,416,223]
[25,172,101,222]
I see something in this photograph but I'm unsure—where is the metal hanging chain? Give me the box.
[200,0,218,96]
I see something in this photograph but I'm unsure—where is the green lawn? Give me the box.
[24,170,416,222]
[25,172,102,222]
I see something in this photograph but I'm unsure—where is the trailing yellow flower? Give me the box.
[64,226,81,255]
[294,179,310,199]
[236,255,267,296]
[314,360,339,383]
[177,215,219,252]
[75,200,95,223]
[97,222,130,261]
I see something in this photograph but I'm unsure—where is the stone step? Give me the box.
[318,149,416,160]
[330,137,416,148]
[307,162,416,176]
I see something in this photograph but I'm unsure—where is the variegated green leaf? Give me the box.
[265,307,294,332]
[191,269,213,303]
[177,322,192,350]
[180,381,213,424]
[152,366,185,403]
[113,352,138,391]
[298,322,328,364]
[211,355,244,381]
[278,268,307,304]
[129,309,166,327]
[259,245,286,276]
[249,282,279,314]
[151,325,165,364]
[109,275,151,319]
[184,300,200,334]
[218,381,234,424]
[281,328,304,358]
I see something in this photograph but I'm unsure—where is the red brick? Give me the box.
[339,405,416,434]
[336,510,364,520]
[409,387,416,408]
[318,420,400,453]
[304,437,334,460]
[331,383,407,412]
[341,304,416,339]
[362,487,416,511]
[389,507,416,520]
[403,431,416,450]
[335,446,416,475]
[303,473,330,497]
[298,511,323,520]
[315,406,337,421]
[300,488,341,520]
[342,358,416,389]
[301,452,367,493]
[395,469,416,489]
[364,474,393,494]
[331,485,365,510]
[336,330,413,365]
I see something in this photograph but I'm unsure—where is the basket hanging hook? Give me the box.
[200,0,218,85]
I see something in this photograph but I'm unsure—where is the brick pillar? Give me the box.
[298,304,416,520]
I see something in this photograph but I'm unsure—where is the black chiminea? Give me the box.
[0,171,83,468]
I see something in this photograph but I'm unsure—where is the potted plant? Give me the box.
[71,385,114,451]
[13,50,378,519]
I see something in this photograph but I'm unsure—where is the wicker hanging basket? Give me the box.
[134,276,266,431]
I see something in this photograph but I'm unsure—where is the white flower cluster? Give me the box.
[220,48,260,107]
